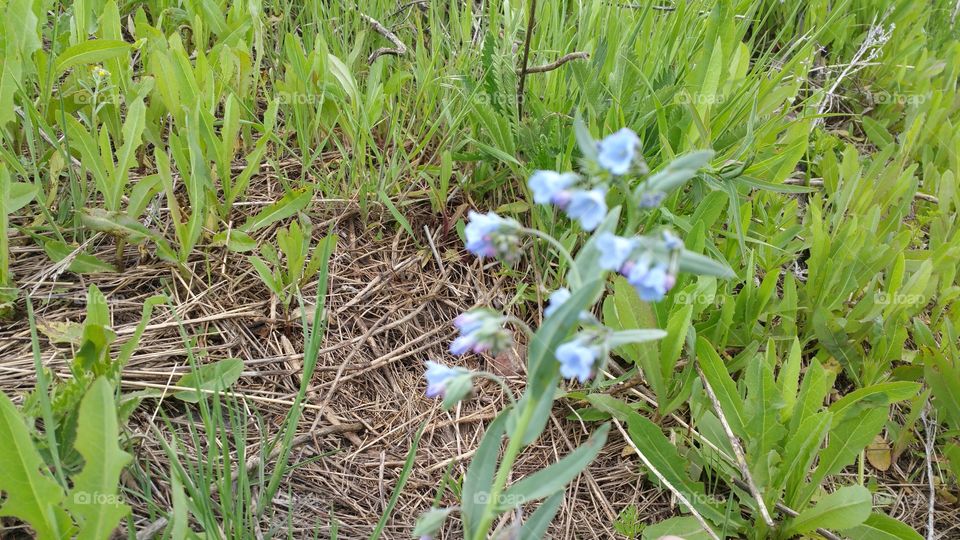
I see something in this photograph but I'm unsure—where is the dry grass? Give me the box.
[0,175,955,538]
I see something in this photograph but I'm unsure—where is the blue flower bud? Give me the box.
[597,128,641,175]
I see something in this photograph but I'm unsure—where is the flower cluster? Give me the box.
[597,231,681,302]
[464,211,521,261]
[450,309,513,356]
[424,361,470,398]
[556,334,605,382]
[427,126,709,399]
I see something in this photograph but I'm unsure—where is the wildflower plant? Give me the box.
[415,120,734,539]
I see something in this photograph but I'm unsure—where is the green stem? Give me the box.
[521,227,582,288]
[472,399,537,540]
[475,371,519,409]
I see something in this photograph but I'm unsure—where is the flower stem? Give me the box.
[521,227,582,288]
[504,316,534,340]
[475,371,519,409]
[472,398,537,540]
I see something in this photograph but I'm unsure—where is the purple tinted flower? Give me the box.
[425,361,461,398]
[566,188,607,231]
[638,191,666,208]
[464,211,520,259]
[597,128,641,175]
[596,233,637,271]
[449,335,477,356]
[662,230,683,251]
[556,337,600,382]
[627,260,674,302]
[544,288,571,318]
[453,312,484,335]
[529,171,578,205]
[450,309,514,356]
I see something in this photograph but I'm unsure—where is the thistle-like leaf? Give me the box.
[65,377,132,539]
[0,392,72,539]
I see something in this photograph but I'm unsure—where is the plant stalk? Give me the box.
[472,398,537,539]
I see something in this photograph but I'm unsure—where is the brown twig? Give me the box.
[516,0,539,118]
[359,13,407,62]
[782,177,939,204]
[696,363,776,527]
[519,51,590,74]
[614,419,721,540]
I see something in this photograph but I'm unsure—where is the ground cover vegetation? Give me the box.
[0,0,959,538]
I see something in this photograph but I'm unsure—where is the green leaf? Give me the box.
[173,358,244,402]
[0,392,72,539]
[573,113,599,162]
[43,241,117,273]
[659,302,693,386]
[603,276,663,399]
[462,411,509,536]
[792,407,886,508]
[65,377,132,539]
[677,248,736,278]
[846,512,924,540]
[829,382,922,424]
[775,411,832,500]
[499,423,609,509]
[606,329,667,348]
[519,492,564,540]
[587,394,729,526]
[378,191,415,238]
[516,279,603,445]
[695,337,747,437]
[105,95,146,210]
[778,337,803,422]
[249,255,281,295]
[641,516,713,540]
[55,39,130,74]
[8,181,37,213]
[643,150,715,194]
[572,207,621,283]
[211,230,258,253]
[116,295,166,367]
[413,507,456,537]
[241,187,312,233]
[925,350,960,430]
[785,485,872,536]
[79,208,154,243]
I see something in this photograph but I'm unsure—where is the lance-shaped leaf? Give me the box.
[588,394,730,525]
[784,485,872,536]
[173,358,244,403]
[606,329,667,349]
[241,187,312,233]
[462,411,509,536]
[55,39,130,74]
[65,378,132,539]
[498,423,609,509]
[519,491,564,539]
[846,513,924,540]
[514,279,603,445]
[642,150,715,194]
[0,392,72,539]
[696,337,747,438]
